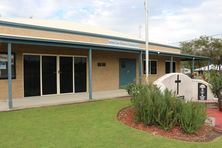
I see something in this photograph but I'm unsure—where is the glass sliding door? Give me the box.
[74,57,87,92]
[24,55,87,97]
[60,57,73,93]
[24,55,41,97]
[42,56,57,95]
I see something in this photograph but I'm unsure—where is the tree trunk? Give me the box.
[216,87,222,112]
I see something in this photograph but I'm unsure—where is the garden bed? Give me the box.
[117,106,222,142]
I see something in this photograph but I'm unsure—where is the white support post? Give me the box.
[139,51,143,83]
[145,0,149,83]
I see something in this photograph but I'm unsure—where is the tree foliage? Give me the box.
[180,36,222,70]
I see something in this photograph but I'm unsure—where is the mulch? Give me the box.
[207,108,222,133]
[117,106,222,142]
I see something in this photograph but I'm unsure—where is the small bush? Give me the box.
[131,84,182,130]
[129,83,207,133]
[179,102,207,134]
[204,71,222,111]
[154,89,182,130]
[126,82,143,97]
[205,71,222,95]
[131,84,159,125]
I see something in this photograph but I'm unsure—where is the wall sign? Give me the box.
[198,83,207,100]
[0,61,6,70]
[97,63,106,67]
[106,39,139,48]
[0,53,16,79]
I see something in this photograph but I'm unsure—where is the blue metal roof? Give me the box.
[0,34,209,61]
[0,19,180,50]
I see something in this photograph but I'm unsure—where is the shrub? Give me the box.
[205,71,222,111]
[154,89,182,130]
[205,71,222,95]
[131,84,182,130]
[126,82,142,97]
[179,102,207,134]
[129,83,207,133]
[131,84,159,125]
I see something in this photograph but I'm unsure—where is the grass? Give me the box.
[0,98,221,148]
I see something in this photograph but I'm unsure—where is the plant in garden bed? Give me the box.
[131,84,161,125]
[179,102,207,134]
[129,83,182,130]
[205,71,222,111]
[154,89,182,130]
[126,82,145,97]
[127,83,207,134]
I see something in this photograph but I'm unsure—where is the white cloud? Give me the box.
[75,0,145,36]
[0,0,59,18]
[149,0,222,44]
[60,0,222,45]
[0,0,221,45]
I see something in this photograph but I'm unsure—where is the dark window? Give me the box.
[0,53,16,79]
[143,60,157,74]
[165,61,176,73]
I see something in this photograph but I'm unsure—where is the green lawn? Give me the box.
[0,98,221,148]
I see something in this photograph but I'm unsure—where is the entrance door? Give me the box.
[119,59,136,88]
[24,55,41,97]
[74,57,87,92]
[60,57,73,93]
[42,56,57,95]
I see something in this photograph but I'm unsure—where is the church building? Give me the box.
[0,18,209,107]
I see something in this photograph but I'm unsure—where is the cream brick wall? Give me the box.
[142,55,181,82]
[0,43,180,100]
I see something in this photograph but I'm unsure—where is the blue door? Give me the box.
[119,59,136,88]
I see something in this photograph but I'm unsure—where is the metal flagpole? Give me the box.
[145,0,149,83]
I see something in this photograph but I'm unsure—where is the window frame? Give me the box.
[143,59,158,75]
[165,61,176,74]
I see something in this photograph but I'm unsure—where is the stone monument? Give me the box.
[154,73,217,102]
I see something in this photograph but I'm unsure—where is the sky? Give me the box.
[0,0,221,45]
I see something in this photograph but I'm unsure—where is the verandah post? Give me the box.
[88,48,92,100]
[192,57,195,74]
[7,43,13,109]
[170,56,174,73]
[208,59,211,72]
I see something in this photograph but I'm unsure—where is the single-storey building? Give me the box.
[0,18,210,109]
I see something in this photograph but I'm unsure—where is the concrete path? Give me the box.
[0,89,129,111]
